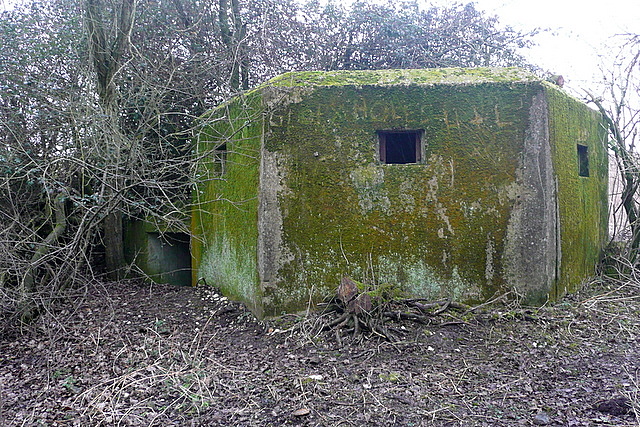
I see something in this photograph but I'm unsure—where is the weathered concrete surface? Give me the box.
[193,68,608,317]
[124,221,191,286]
[503,91,559,303]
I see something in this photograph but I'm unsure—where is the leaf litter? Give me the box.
[0,277,639,426]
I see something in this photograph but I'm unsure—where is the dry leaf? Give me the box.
[292,407,310,417]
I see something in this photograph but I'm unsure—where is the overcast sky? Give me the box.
[460,0,640,92]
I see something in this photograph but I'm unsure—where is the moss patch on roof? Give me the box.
[261,67,540,88]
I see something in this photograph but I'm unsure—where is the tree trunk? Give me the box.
[231,0,249,90]
[219,0,248,91]
[85,0,136,279]
[20,190,68,322]
[103,211,125,280]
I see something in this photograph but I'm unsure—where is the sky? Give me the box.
[454,0,640,94]
[2,0,639,93]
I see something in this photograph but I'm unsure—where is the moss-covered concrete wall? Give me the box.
[123,220,191,286]
[546,86,609,299]
[192,94,264,316]
[193,68,607,317]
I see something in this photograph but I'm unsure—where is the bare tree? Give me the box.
[85,0,136,279]
[587,34,640,259]
[244,0,535,77]
[219,0,248,90]
[0,0,222,323]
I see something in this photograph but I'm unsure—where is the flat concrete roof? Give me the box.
[262,67,540,88]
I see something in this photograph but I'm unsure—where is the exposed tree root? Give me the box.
[321,277,487,343]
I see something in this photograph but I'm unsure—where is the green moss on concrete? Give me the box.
[124,219,191,286]
[138,215,190,234]
[545,84,608,299]
[193,68,607,317]
[262,68,539,88]
[263,82,539,314]
[192,93,263,316]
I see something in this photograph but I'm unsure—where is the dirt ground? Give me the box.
[1,277,639,426]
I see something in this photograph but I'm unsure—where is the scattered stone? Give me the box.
[533,412,551,425]
[594,397,632,416]
[307,355,321,364]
